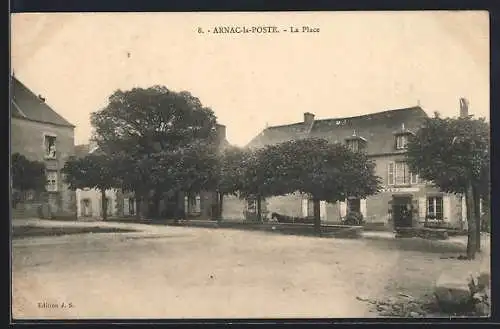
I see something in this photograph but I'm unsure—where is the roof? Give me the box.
[246,106,429,155]
[74,144,90,158]
[11,76,75,128]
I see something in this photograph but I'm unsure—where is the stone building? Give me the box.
[11,75,76,218]
[223,106,467,230]
[73,143,120,220]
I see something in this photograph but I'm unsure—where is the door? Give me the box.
[82,199,91,217]
[392,196,413,228]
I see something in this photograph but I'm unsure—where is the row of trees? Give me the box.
[26,85,486,259]
[60,86,382,229]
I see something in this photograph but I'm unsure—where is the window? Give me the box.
[388,162,395,185]
[188,194,201,214]
[246,199,256,213]
[307,199,314,217]
[25,190,34,201]
[395,161,410,185]
[46,170,58,192]
[44,135,57,159]
[347,198,361,213]
[410,172,419,185]
[347,140,359,152]
[104,197,113,215]
[388,161,418,186]
[396,135,408,150]
[427,196,443,220]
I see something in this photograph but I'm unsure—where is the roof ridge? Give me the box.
[313,106,426,123]
[264,106,425,130]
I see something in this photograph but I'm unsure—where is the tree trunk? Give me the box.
[218,192,224,220]
[473,185,481,252]
[465,182,477,260]
[313,198,321,235]
[135,192,141,221]
[151,190,161,219]
[100,189,107,221]
[257,196,262,222]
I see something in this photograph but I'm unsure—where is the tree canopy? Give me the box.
[239,138,382,230]
[217,145,246,196]
[11,153,46,192]
[89,86,221,217]
[405,112,490,258]
[62,153,118,192]
[406,112,489,197]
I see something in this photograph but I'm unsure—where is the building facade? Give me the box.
[11,75,77,218]
[224,106,467,230]
[74,144,121,220]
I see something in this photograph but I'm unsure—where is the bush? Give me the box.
[343,211,364,226]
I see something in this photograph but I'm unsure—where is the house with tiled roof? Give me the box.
[11,75,77,218]
[224,106,467,230]
[72,142,122,220]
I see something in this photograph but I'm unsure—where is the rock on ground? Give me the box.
[434,272,472,307]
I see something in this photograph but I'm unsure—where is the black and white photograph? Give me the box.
[10,11,490,320]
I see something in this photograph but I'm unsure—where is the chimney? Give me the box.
[216,124,226,141]
[38,94,46,102]
[459,98,469,118]
[304,112,315,125]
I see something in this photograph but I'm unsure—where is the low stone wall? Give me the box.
[172,220,364,238]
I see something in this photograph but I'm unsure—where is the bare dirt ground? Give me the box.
[11,219,490,319]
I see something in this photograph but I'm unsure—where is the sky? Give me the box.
[11,11,489,146]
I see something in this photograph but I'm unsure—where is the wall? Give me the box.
[11,117,76,216]
[76,188,119,219]
[367,154,464,229]
[266,193,303,217]
[222,195,246,220]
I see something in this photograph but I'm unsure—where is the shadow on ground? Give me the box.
[12,225,139,239]
[362,235,467,254]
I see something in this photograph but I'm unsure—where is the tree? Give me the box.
[215,146,246,219]
[90,86,220,218]
[405,113,489,259]
[11,153,46,205]
[62,153,118,220]
[240,138,381,232]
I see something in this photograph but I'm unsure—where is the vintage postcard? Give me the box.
[11,11,490,320]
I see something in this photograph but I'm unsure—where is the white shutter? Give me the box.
[443,195,451,222]
[320,201,326,221]
[302,199,308,217]
[360,199,367,219]
[339,200,347,218]
[387,162,395,186]
[123,198,129,216]
[418,197,426,221]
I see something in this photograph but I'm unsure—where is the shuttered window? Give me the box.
[427,196,443,220]
[396,135,408,149]
[395,162,410,185]
[410,172,419,184]
[46,170,58,192]
[388,162,395,185]
[389,161,417,186]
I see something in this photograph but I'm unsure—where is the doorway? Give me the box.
[392,195,413,228]
[82,198,92,217]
